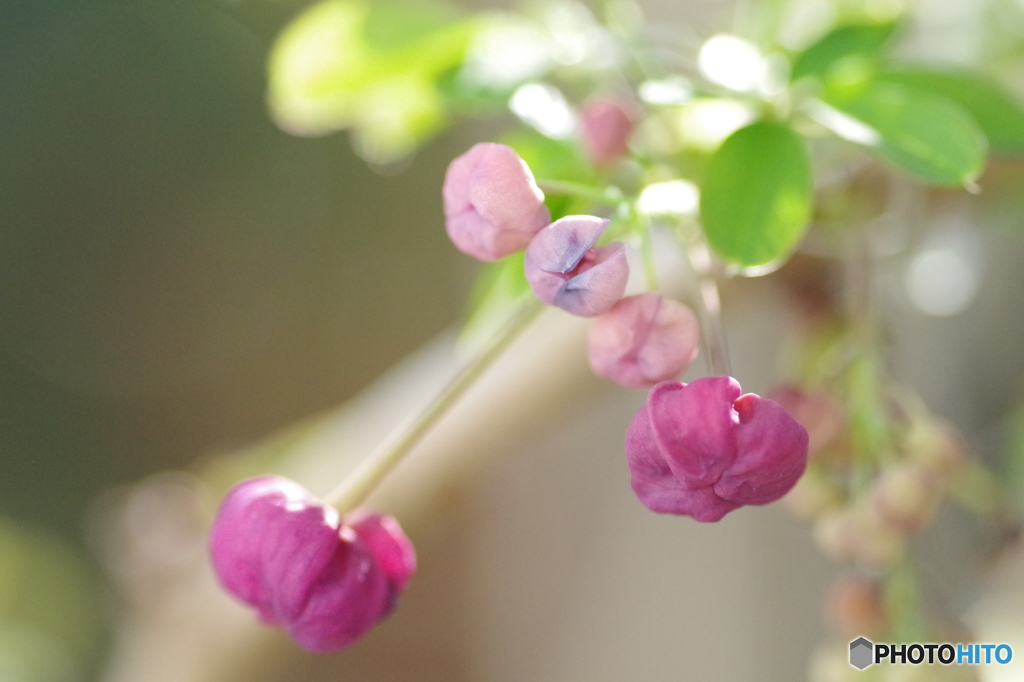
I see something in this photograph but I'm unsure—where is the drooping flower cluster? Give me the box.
[443,142,699,389]
[443,142,811,522]
[775,385,967,569]
[209,476,415,653]
[626,377,809,522]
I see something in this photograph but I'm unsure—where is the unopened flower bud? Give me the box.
[580,97,636,165]
[525,215,629,317]
[781,467,845,521]
[626,376,809,522]
[209,476,415,653]
[443,143,551,261]
[814,503,905,569]
[825,574,886,638]
[588,293,700,388]
[905,418,968,483]
[769,386,844,457]
[871,463,942,533]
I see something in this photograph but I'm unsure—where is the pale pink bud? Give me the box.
[209,476,415,653]
[443,143,551,261]
[524,215,629,317]
[814,504,905,569]
[871,463,943,533]
[626,376,809,522]
[588,293,700,387]
[580,97,636,165]
[905,418,968,482]
[781,467,845,521]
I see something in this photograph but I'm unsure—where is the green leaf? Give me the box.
[699,121,813,267]
[791,21,898,82]
[880,68,1024,153]
[826,82,987,185]
[363,0,463,52]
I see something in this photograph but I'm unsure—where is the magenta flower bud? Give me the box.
[588,293,700,388]
[580,97,636,165]
[443,142,551,261]
[209,476,415,653]
[525,215,629,317]
[626,377,809,522]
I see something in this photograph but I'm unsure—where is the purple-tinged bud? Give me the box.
[525,215,629,317]
[580,97,636,165]
[443,143,551,261]
[626,377,809,522]
[588,293,700,388]
[209,476,415,653]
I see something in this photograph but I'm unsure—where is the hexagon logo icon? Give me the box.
[849,637,874,670]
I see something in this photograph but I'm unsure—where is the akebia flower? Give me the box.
[209,476,415,653]
[443,142,551,261]
[588,293,700,388]
[525,215,629,317]
[626,377,809,522]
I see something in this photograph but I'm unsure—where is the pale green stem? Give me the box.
[681,237,732,377]
[639,215,660,291]
[537,179,623,207]
[325,299,543,512]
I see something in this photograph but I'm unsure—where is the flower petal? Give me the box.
[713,393,809,505]
[627,403,738,520]
[649,378,740,487]
[554,243,629,317]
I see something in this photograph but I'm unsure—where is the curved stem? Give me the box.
[326,299,544,512]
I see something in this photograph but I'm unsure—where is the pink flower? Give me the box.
[209,476,415,653]
[443,143,551,261]
[580,97,636,165]
[524,215,629,317]
[588,293,700,387]
[626,377,809,522]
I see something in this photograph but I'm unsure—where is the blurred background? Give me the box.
[1,0,1024,680]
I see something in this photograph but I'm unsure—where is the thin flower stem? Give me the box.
[681,237,732,377]
[537,179,623,207]
[639,216,660,291]
[326,298,544,512]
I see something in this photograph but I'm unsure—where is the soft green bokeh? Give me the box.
[826,81,987,185]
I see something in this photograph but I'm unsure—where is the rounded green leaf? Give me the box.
[880,68,1024,153]
[826,82,987,185]
[699,121,813,267]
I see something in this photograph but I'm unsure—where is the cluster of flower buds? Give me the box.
[443,142,700,389]
[445,141,811,523]
[774,386,969,569]
[209,476,415,653]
